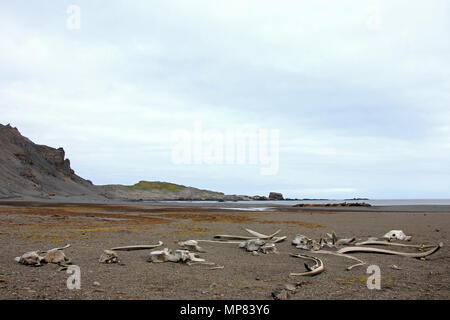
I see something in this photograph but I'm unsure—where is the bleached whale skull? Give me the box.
[239,239,278,254]
[239,239,266,252]
[260,243,278,254]
[14,251,44,266]
[292,235,309,246]
[15,245,71,266]
[148,248,205,263]
[383,230,412,241]
[99,250,119,264]
[292,235,321,251]
[42,248,71,265]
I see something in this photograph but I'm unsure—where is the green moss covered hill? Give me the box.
[128,181,223,196]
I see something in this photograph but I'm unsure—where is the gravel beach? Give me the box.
[0,201,448,300]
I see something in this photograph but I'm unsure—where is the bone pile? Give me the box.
[196,227,287,255]
[15,244,72,267]
[148,248,206,264]
[290,230,443,276]
[14,228,443,281]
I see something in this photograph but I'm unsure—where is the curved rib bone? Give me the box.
[214,234,258,240]
[355,240,434,250]
[195,240,243,244]
[271,236,287,243]
[244,228,281,239]
[336,237,356,246]
[289,254,325,276]
[111,241,163,251]
[215,229,281,241]
[314,250,365,270]
[337,243,443,258]
[40,244,71,253]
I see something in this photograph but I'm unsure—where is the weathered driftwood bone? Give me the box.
[111,241,163,251]
[337,242,443,258]
[290,254,325,276]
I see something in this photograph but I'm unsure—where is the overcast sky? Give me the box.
[1,1,449,199]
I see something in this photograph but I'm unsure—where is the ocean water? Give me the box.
[238,199,450,206]
[162,199,450,206]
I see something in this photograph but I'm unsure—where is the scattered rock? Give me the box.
[294,202,371,207]
[272,289,290,300]
[93,281,100,287]
[295,281,310,287]
[252,195,268,201]
[284,284,297,292]
[390,265,402,270]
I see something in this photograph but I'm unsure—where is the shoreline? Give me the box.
[1,199,450,213]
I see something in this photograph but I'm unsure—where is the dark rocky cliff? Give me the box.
[0,123,252,201]
[0,123,99,199]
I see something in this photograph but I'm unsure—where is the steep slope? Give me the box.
[0,124,102,200]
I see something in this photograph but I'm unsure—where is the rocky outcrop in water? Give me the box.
[268,192,284,200]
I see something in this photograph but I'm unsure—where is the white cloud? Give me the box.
[0,1,449,198]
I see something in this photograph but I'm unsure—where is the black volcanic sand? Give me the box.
[0,201,448,300]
